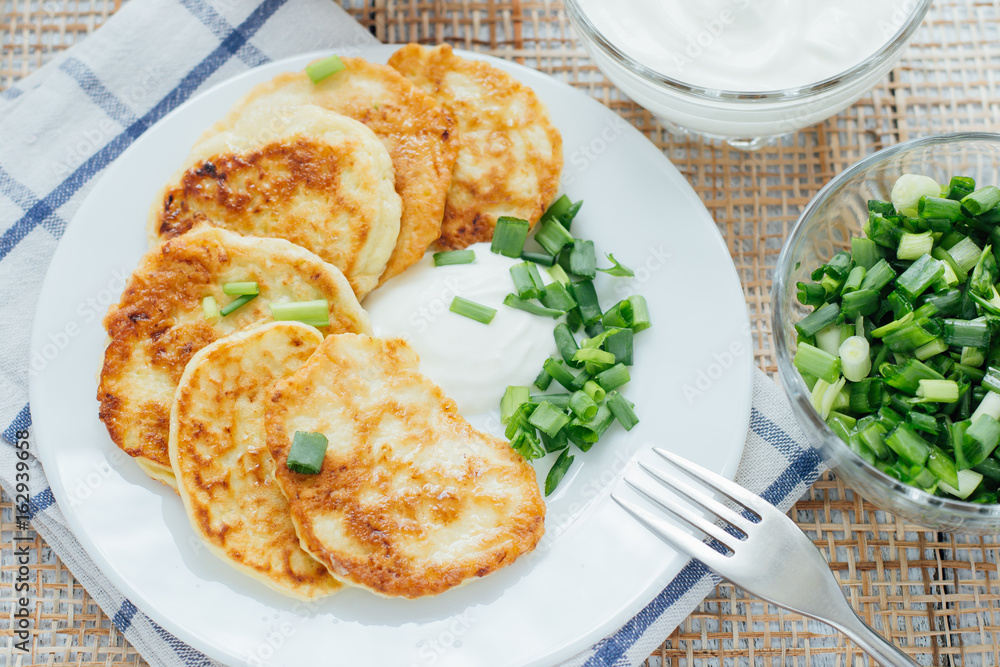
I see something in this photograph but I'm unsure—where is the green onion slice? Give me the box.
[286,431,329,474]
[223,281,259,296]
[583,380,606,402]
[510,428,545,461]
[528,401,571,438]
[501,386,531,424]
[568,390,598,421]
[219,293,258,317]
[627,296,651,332]
[540,281,576,312]
[595,363,630,392]
[961,186,1000,216]
[839,336,870,383]
[521,251,556,266]
[491,217,530,258]
[607,391,639,430]
[572,347,615,369]
[269,299,330,327]
[433,250,475,266]
[306,55,345,84]
[202,295,220,320]
[546,263,571,286]
[569,280,602,325]
[544,448,575,496]
[534,367,553,391]
[450,296,497,324]
[535,218,575,255]
[503,294,564,318]
[554,323,580,366]
[566,240,597,279]
[598,252,635,277]
[540,195,583,231]
[511,261,546,300]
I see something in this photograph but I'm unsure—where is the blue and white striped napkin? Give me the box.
[0,1,824,665]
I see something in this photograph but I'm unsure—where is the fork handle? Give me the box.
[828,607,919,666]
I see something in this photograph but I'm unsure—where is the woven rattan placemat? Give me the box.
[2,0,999,664]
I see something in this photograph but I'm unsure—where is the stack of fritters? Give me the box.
[98,44,560,599]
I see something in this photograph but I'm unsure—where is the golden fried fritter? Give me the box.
[388,44,563,249]
[149,105,400,300]
[266,334,546,598]
[98,226,370,490]
[170,321,342,599]
[201,58,457,287]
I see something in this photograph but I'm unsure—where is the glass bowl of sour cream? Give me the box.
[566,0,932,149]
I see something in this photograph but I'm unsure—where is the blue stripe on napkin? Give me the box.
[0,166,47,212]
[113,599,139,631]
[59,58,140,125]
[584,560,716,667]
[0,0,288,266]
[28,488,55,519]
[177,0,269,67]
[150,620,214,666]
[2,405,31,442]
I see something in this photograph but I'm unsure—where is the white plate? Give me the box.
[30,45,752,667]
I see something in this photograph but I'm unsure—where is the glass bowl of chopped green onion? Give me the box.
[774,132,1000,534]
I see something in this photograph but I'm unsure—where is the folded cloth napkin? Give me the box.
[0,1,824,665]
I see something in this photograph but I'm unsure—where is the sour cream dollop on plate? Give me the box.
[365,243,557,416]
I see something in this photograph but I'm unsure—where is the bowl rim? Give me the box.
[564,0,932,101]
[773,131,1000,521]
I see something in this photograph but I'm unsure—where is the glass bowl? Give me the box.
[773,133,1000,534]
[565,0,932,150]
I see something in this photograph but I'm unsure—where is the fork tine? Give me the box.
[637,460,756,533]
[624,475,740,550]
[611,493,730,569]
[654,448,774,517]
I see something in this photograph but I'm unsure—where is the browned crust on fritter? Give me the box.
[154,137,378,296]
[388,43,563,250]
[266,334,546,599]
[207,60,458,285]
[171,323,341,598]
[98,226,370,480]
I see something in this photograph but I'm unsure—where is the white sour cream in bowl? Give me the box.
[566,0,931,146]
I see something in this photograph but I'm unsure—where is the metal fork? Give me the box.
[613,448,919,667]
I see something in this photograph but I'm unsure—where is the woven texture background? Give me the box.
[1,0,999,665]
